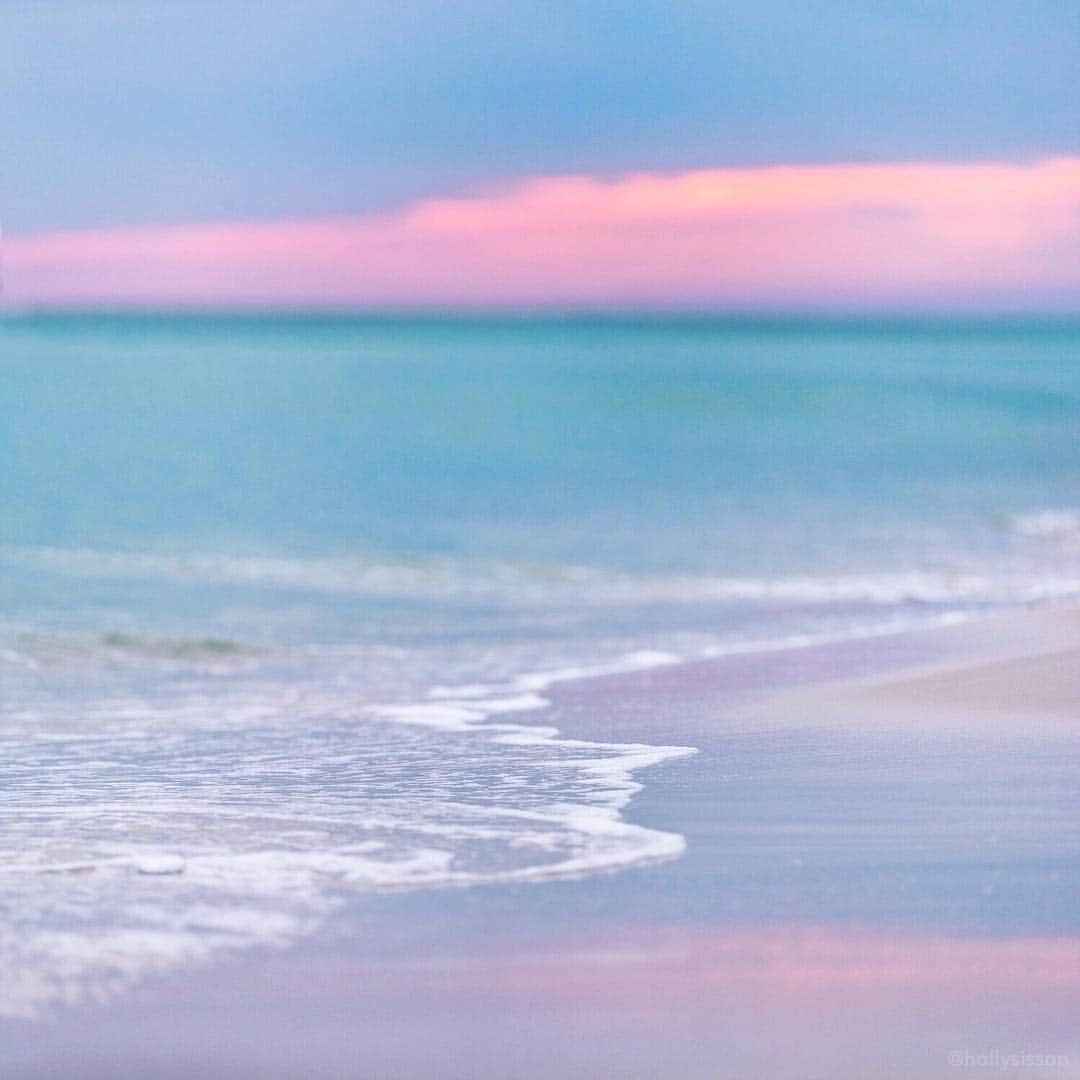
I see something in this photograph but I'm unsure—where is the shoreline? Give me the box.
[4,604,1079,1078]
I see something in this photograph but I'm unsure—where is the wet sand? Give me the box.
[3,610,1079,1079]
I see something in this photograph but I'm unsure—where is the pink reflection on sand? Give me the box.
[5,158,1080,309]
[424,925,1080,1001]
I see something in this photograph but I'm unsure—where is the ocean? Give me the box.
[2,313,1079,1017]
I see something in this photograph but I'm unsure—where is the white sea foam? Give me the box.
[697,610,974,659]
[0,645,692,1020]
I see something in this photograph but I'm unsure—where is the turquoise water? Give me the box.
[3,314,1079,574]
[1,313,1078,1016]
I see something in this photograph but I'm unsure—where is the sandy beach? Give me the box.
[4,607,1078,1079]
[746,608,1080,739]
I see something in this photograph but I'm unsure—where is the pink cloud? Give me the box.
[5,158,1079,310]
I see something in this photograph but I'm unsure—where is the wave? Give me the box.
[5,544,1080,608]
[0,647,692,1019]
[1009,508,1080,544]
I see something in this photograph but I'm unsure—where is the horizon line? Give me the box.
[4,304,1079,328]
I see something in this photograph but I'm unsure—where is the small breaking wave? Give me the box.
[5,544,1080,609]
[1009,508,1080,544]
[0,647,692,1019]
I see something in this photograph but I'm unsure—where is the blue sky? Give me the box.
[4,1,1078,235]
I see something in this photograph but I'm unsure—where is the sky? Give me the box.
[3,1,1079,311]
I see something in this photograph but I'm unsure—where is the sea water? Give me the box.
[1,313,1078,1015]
